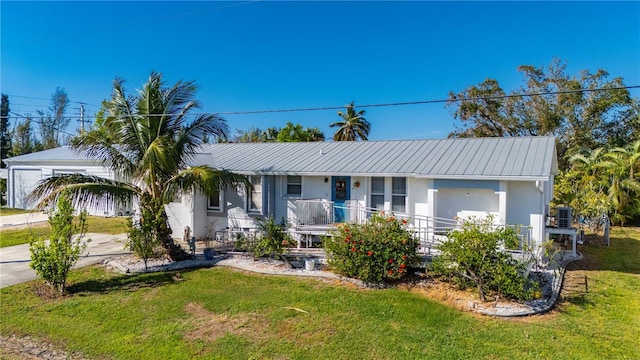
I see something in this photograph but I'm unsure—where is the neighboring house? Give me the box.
[3,136,559,252]
[2,147,131,216]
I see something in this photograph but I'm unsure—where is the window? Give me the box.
[370,177,385,210]
[247,176,262,212]
[391,177,406,212]
[207,188,222,211]
[286,175,302,196]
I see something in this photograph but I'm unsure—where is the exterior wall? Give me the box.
[277,175,331,225]
[165,193,193,240]
[181,174,553,247]
[435,187,499,220]
[505,181,541,227]
[8,163,124,216]
[408,177,429,218]
[350,176,367,207]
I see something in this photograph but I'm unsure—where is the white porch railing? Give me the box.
[293,199,532,253]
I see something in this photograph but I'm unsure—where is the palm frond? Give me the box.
[27,174,140,210]
[163,166,249,204]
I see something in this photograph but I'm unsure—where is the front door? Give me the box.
[332,176,350,223]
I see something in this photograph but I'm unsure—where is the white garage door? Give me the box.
[12,169,42,209]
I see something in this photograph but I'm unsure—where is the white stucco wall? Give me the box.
[436,187,499,220]
[408,177,429,217]
[350,176,367,207]
[506,181,541,227]
[165,194,194,240]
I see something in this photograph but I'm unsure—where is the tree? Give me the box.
[1,94,10,166]
[448,58,637,169]
[232,127,279,143]
[29,71,248,261]
[276,122,325,142]
[11,115,40,156]
[555,141,640,226]
[432,218,537,302]
[29,191,88,293]
[330,101,370,141]
[37,87,71,149]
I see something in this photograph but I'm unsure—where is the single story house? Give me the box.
[3,136,559,252]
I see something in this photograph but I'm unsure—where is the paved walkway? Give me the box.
[0,212,49,229]
[0,233,130,288]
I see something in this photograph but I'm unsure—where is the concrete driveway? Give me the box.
[0,233,130,288]
[0,212,49,229]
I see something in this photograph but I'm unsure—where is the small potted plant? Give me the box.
[202,237,216,260]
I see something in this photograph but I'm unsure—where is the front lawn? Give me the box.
[0,207,32,216]
[1,228,638,359]
[0,216,129,248]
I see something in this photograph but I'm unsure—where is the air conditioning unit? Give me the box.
[557,207,572,229]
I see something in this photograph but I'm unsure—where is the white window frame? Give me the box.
[247,175,262,213]
[391,177,407,213]
[207,188,223,212]
[286,175,302,197]
[370,177,385,210]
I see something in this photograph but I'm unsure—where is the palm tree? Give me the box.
[598,141,640,224]
[330,101,370,141]
[29,72,248,260]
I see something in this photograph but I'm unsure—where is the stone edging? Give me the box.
[478,252,584,317]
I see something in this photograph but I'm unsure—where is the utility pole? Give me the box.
[78,103,85,134]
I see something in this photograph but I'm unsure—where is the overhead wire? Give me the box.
[6,85,640,121]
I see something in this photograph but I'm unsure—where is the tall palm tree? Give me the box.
[29,72,248,260]
[330,101,370,141]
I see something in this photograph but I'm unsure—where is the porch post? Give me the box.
[427,180,437,241]
[496,181,507,225]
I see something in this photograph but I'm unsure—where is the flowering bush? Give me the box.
[325,213,420,284]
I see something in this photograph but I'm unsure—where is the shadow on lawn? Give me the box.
[67,268,201,295]
[567,233,640,275]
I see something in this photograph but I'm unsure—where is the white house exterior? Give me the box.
[3,136,558,250]
[169,136,558,249]
[2,147,130,216]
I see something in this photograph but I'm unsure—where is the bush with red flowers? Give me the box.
[325,212,420,284]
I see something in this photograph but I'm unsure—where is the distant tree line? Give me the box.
[0,87,73,162]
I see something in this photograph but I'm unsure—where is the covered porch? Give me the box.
[283,199,534,254]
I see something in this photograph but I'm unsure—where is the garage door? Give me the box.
[12,169,42,209]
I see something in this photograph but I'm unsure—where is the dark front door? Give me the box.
[332,176,350,222]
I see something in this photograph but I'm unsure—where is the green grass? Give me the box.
[1,229,639,359]
[0,207,32,216]
[0,216,129,248]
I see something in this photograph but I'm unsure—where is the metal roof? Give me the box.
[193,136,558,180]
[3,146,93,164]
[3,137,558,180]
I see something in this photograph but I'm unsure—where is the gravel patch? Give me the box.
[0,335,85,360]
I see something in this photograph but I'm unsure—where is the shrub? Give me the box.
[253,217,296,259]
[126,195,167,269]
[29,191,89,293]
[325,213,420,284]
[431,218,537,302]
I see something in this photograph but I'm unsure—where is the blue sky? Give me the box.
[2,1,639,141]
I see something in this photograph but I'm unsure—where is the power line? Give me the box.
[6,85,640,121]
[5,94,101,108]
